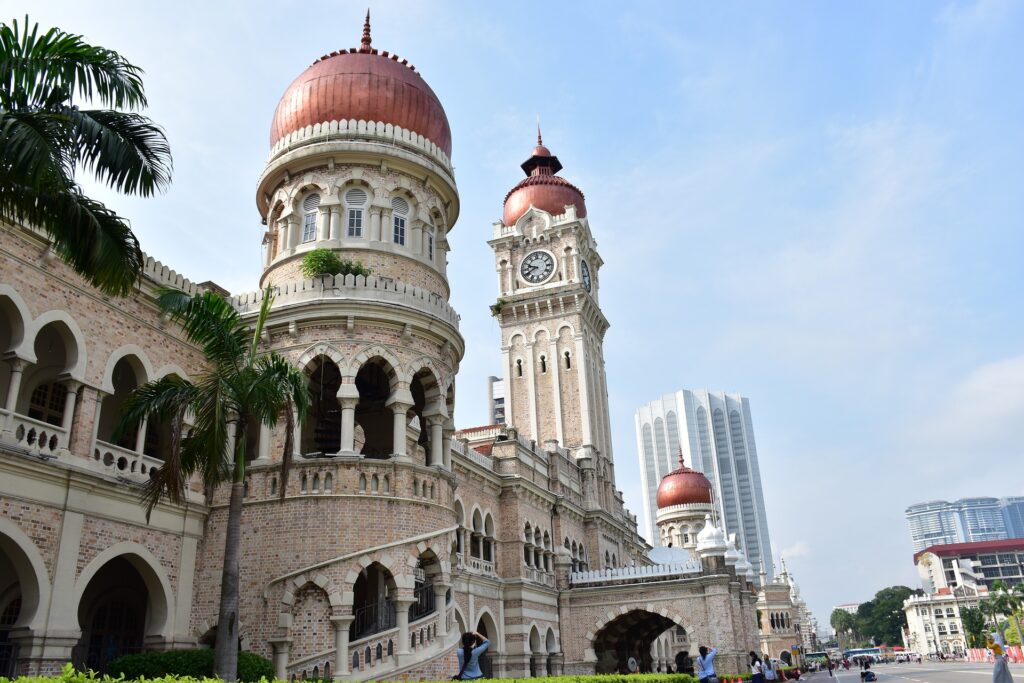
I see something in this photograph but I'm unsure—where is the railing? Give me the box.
[230,275,459,329]
[350,599,396,641]
[93,440,163,483]
[0,641,18,678]
[409,582,436,622]
[570,561,702,586]
[526,567,555,586]
[3,412,67,456]
[464,448,493,471]
[466,556,495,575]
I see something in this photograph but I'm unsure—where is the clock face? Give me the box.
[520,251,555,283]
[580,259,592,292]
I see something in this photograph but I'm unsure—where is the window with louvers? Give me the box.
[392,196,409,245]
[346,188,367,237]
[302,193,320,242]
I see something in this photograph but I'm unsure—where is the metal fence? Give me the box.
[0,642,18,678]
[351,599,396,641]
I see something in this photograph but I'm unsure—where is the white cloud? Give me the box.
[910,355,1024,453]
[781,541,812,559]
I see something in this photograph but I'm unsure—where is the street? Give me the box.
[804,661,1024,683]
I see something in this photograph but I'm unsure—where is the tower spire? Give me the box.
[678,445,685,468]
[360,9,372,52]
[537,118,543,146]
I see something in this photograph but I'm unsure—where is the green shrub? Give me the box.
[299,248,371,279]
[105,648,272,682]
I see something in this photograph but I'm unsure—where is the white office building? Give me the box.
[635,389,774,579]
[486,376,506,425]
[905,497,1023,553]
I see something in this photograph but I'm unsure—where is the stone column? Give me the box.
[395,597,416,656]
[548,652,565,675]
[427,415,444,467]
[433,583,450,637]
[60,380,81,449]
[338,398,358,455]
[269,638,292,680]
[277,220,289,257]
[369,208,382,242]
[329,206,342,241]
[385,387,414,459]
[380,209,393,244]
[318,206,331,241]
[257,423,272,461]
[134,417,149,454]
[330,615,354,678]
[3,357,26,413]
[288,215,301,251]
[442,421,455,470]
[410,222,422,254]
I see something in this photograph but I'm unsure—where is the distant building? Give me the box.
[905,497,1020,552]
[834,602,860,615]
[903,585,986,657]
[486,376,506,424]
[634,390,773,579]
[914,538,1024,592]
[1002,496,1024,538]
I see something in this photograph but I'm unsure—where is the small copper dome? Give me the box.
[269,12,452,157]
[656,452,713,508]
[502,129,586,226]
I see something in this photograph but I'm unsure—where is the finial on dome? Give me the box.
[537,118,543,146]
[678,445,685,468]
[360,9,372,52]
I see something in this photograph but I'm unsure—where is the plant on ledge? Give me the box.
[490,297,508,317]
[300,248,372,279]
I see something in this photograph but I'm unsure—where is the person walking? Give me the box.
[454,631,490,681]
[675,650,695,677]
[696,645,718,683]
[750,652,765,683]
[764,656,778,682]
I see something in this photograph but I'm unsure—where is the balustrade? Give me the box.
[92,439,163,483]
[2,411,67,457]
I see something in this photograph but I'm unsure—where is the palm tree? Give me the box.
[120,287,308,681]
[0,16,171,296]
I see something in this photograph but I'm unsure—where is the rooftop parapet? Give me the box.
[230,274,460,329]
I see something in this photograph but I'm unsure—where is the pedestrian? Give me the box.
[676,650,695,677]
[750,652,764,683]
[696,645,718,683]
[764,656,777,682]
[824,655,833,678]
[453,630,489,681]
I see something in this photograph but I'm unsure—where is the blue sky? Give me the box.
[15,0,1024,628]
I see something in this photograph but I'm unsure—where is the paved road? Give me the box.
[803,661,1024,683]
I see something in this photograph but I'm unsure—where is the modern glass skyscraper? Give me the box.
[905,497,1024,552]
[635,389,774,579]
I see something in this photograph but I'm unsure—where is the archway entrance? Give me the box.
[0,551,22,677]
[592,610,682,674]
[0,527,45,678]
[302,355,341,455]
[475,613,497,678]
[74,558,149,672]
[350,563,396,641]
[354,360,393,458]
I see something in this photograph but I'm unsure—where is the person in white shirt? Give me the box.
[749,652,764,683]
[696,645,718,683]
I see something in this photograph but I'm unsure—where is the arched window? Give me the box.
[346,187,368,238]
[516,359,523,377]
[352,652,359,671]
[383,475,390,492]
[371,474,379,492]
[302,193,320,242]
[300,474,307,493]
[539,355,547,373]
[359,474,367,492]
[324,473,332,492]
[312,474,319,492]
[270,477,277,496]
[427,229,435,261]
[564,351,571,369]
[392,196,409,245]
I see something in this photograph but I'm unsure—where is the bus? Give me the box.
[843,647,881,662]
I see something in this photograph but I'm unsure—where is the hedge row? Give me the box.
[2,663,800,683]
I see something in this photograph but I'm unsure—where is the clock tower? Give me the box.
[489,133,619,507]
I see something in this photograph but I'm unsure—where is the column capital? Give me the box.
[394,596,417,608]
[330,615,355,628]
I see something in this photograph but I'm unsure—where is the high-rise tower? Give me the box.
[488,134,619,508]
[635,389,774,579]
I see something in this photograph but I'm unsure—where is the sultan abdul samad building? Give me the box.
[0,17,759,680]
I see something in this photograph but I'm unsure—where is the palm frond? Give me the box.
[69,108,171,195]
[0,109,73,191]
[0,17,148,110]
[0,183,143,296]
[249,286,275,365]
[155,289,247,370]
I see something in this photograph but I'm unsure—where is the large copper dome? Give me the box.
[503,134,586,226]
[269,13,452,157]
[656,454,713,508]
